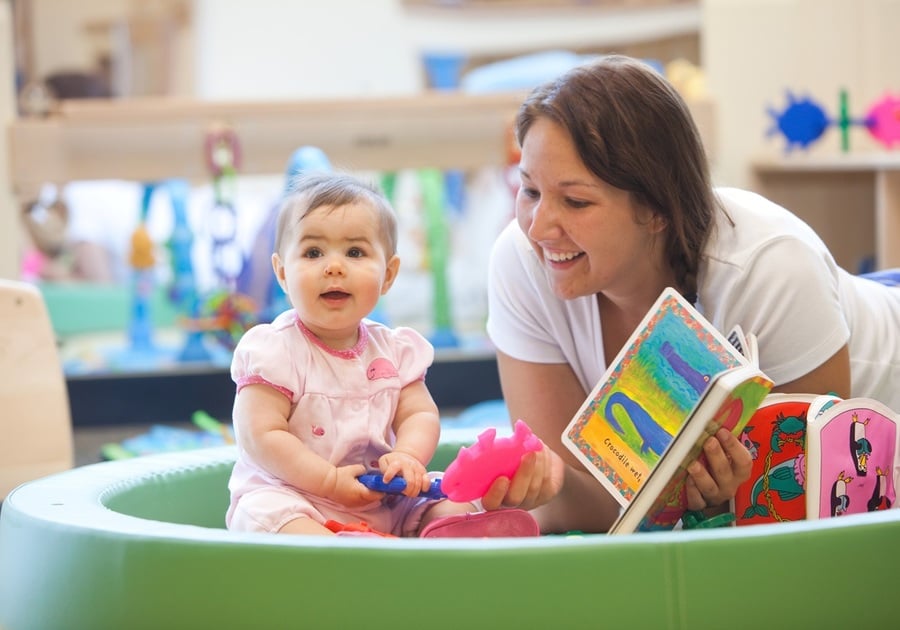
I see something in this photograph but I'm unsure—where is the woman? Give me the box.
[481,55,900,534]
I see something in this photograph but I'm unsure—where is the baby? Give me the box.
[225,171,537,538]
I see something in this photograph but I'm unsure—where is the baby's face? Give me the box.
[273,202,398,348]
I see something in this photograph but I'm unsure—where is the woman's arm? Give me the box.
[233,384,378,506]
[481,350,621,534]
[771,344,851,398]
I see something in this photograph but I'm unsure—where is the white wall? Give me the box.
[192,0,701,99]
[703,0,900,188]
[193,0,422,99]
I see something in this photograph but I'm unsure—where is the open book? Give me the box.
[805,396,898,519]
[732,393,838,526]
[561,287,774,534]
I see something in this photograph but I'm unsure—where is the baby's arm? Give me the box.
[380,379,441,497]
[233,383,381,507]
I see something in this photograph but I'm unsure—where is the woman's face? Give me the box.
[515,117,668,302]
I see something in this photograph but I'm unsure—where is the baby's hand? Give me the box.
[331,463,383,508]
[379,451,429,498]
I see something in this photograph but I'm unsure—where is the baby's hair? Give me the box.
[274,171,399,257]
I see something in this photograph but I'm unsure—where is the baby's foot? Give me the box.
[419,509,539,538]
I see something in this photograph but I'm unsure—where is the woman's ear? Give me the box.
[650,212,668,234]
[381,255,401,295]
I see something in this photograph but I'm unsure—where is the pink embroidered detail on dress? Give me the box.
[311,426,325,437]
[236,375,293,400]
[295,315,369,358]
[366,357,399,380]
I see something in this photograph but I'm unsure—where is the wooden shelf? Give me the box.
[7,90,527,196]
[9,90,715,199]
[752,153,900,271]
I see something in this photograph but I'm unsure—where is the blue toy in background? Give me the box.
[165,178,213,362]
[100,410,233,460]
[126,182,159,357]
[236,145,332,324]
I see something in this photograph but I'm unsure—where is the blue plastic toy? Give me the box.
[357,473,447,500]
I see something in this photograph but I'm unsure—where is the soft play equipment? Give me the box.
[2,445,900,628]
[0,279,72,500]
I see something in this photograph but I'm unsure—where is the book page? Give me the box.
[611,368,773,533]
[806,399,898,519]
[562,288,747,505]
[733,393,822,526]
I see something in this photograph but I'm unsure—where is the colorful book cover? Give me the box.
[561,287,747,506]
[624,372,774,533]
[733,393,826,526]
[806,398,898,519]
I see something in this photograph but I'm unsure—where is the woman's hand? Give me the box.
[684,428,752,511]
[379,450,429,498]
[480,443,566,512]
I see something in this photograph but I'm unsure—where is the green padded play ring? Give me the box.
[2,444,899,629]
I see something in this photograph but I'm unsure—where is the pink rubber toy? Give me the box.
[441,420,543,502]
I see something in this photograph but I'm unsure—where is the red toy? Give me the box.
[441,420,543,502]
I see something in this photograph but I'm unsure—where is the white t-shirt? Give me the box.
[487,187,900,410]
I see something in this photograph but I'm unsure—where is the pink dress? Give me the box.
[226,309,437,535]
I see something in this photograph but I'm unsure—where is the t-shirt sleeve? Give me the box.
[486,222,567,363]
[230,324,299,401]
[390,327,434,385]
[725,236,850,385]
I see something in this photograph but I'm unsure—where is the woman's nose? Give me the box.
[525,199,556,240]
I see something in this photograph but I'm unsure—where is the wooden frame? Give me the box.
[7,91,526,198]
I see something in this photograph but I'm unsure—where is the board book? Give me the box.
[560,287,774,534]
[805,396,899,519]
[733,393,838,526]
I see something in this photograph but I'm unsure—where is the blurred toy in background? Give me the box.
[165,178,213,362]
[193,290,258,352]
[419,168,459,348]
[100,410,233,460]
[126,183,159,355]
[236,145,333,324]
[768,89,900,152]
[206,125,244,290]
[19,194,71,282]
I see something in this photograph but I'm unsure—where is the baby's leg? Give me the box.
[277,517,335,536]
[229,486,336,536]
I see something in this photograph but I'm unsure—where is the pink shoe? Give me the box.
[419,509,539,538]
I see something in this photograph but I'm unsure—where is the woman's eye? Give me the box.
[566,198,591,209]
[519,187,539,200]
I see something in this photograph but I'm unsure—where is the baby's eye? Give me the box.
[347,247,365,258]
[302,247,323,259]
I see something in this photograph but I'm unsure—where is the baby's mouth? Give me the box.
[322,291,350,299]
